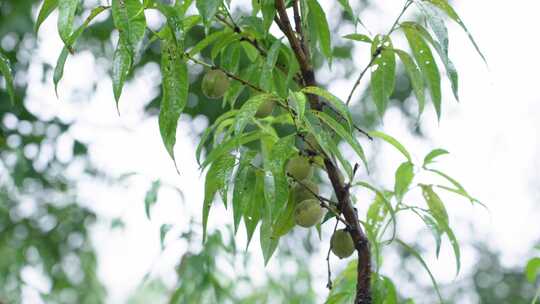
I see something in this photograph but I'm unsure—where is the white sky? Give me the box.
[18,0,540,303]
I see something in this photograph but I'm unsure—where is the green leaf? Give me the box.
[112,41,132,106]
[201,131,262,169]
[244,170,265,248]
[0,51,15,105]
[196,110,238,164]
[58,0,79,45]
[394,161,414,202]
[428,168,479,205]
[301,86,353,131]
[289,91,307,122]
[260,216,279,265]
[353,181,396,240]
[393,49,425,116]
[159,38,189,167]
[272,191,296,237]
[423,148,449,167]
[144,180,161,220]
[303,112,353,178]
[261,0,276,33]
[260,39,282,91]
[445,223,461,275]
[232,150,257,233]
[202,154,236,241]
[408,22,459,102]
[402,24,442,119]
[267,135,296,216]
[395,239,444,303]
[343,33,372,43]
[53,47,69,96]
[35,0,59,33]
[196,0,221,26]
[425,0,487,64]
[369,130,412,162]
[52,6,108,97]
[112,0,147,54]
[412,209,443,256]
[370,35,396,116]
[234,93,275,135]
[421,184,449,225]
[418,3,448,56]
[526,258,540,283]
[313,110,368,170]
[307,0,332,62]
[187,30,228,57]
[159,224,172,250]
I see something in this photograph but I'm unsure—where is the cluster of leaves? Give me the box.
[3,0,488,302]
[164,227,318,303]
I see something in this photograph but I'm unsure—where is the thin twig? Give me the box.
[346,0,413,105]
[326,219,340,289]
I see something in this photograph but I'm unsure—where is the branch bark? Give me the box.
[274,1,372,302]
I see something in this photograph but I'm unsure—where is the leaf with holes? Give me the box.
[402,23,442,120]
[370,35,396,116]
[159,37,188,167]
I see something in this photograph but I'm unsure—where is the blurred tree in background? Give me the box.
[1,0,539,303]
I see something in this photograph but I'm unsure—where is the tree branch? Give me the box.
[275,1,372,302]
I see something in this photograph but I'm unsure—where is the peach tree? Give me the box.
[0,0,486,302]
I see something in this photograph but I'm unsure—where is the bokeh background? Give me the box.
[1,0,539,303]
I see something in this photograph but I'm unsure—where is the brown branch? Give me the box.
[275,0,372,302]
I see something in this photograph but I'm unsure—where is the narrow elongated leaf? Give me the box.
[369,130,412,162]
[272,191,296,237]
[307,0,332,61]
[370,35,396,116]
[425,0,487,64]
[314,111,368,170]
[423,148,449,167]
[393,49,425,115]
[159,224,172,250]
[428,168,480,205]
[53,47,69,96]
[418,3,448,56]
[261,0,276,33]
[302,86,353,130]
[260,39,281,91]
[201,131,262,169]
[196,0,221,26]
[289,91,307,122]
[196,110,238,164]
[35,0,59,33]
[58,0,79,45]
[112,0,146,54]
[303,112,353,178]
[402,24,442,119]
[260,216,279,265]
[187,30,228,57]
[267,135,296,216]
[53,6,108,96]
[353,181,396,240]
[394,161,414,202]
[112,41,132,106]
[407,22,459,102]
[421,184,449,225]
[412,209,443,256]
[0,52,15,105]
[395,239,444,303]
[144,180,161,220]
[159,38,189,166]
[244,170,264,248]
[445,223,461,275]
[234,93,275,135]
[202,154,236,241]
[343,33,372,43]
[526,258,540,283]
[232,150,257,233]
